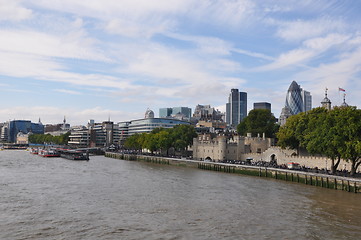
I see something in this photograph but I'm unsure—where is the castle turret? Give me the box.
[219,135,227,162]
[321,88,331,110]
[340,93,348,107]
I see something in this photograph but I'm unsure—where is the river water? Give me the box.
[1,150,360,240]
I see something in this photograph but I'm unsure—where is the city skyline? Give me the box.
[0,1,361,125]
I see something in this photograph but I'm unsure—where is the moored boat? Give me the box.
[59,149,89,161]
[38,148,60,157]
[29,148,39,154]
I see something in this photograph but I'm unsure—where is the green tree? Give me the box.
[277,106,361,175]
[156,130,172,155]
[170,125,197,153]
[237,109,278,138]
[124,133,142,150]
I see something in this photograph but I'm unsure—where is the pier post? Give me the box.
[354,182,357,193]
[326,177,329,188]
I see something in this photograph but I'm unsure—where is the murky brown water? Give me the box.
[1,150,360,239]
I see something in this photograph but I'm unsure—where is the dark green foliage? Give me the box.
[28,131,70,145]
[237,109,278,137]
[277,106,361,175]
[124,125,197,156]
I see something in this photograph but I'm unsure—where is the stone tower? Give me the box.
[321,88,331,110]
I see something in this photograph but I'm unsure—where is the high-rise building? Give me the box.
[226,89,247,127]
[280,81,312,125]
[302,90,312,112]
[1,120,44,143]
[253,102,271,111]
[159,107,191,120]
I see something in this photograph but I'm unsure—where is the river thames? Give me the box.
[1,150,360,240]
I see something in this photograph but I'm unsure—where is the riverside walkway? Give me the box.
[105,152,361,194]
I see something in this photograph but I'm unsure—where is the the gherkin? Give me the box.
[285,81,304,115]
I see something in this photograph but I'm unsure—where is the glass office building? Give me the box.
[159,107,192,120]
[226,89,247,127]
[6,120,44,143]
[119,118,190,137]
[285,81,312,115]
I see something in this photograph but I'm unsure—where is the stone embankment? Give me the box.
[105,152,361,194]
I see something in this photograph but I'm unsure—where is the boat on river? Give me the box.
[29,148,39,154]
[59,149,89,161]
[38,148,60,157]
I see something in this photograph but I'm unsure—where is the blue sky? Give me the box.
[1,0,361,125]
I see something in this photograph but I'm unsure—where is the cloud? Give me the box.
[254,34,350,71]
[54,89,82,95]
[28,0,256,37]
[232,48,275,61]
[272,17,347,42]
[0,0,32,22]
[0,106,142,125]
[0,51,136,90]
[105,17,175,38]
[0,29,109,61]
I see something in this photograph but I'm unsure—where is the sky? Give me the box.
[1,0,361,125]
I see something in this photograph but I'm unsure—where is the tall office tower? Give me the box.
[284,81,312,115]
[302,90,312,112]
[285,81,303,115]
[253,102,271,112]
[280,81,312,125]
[226,89,247,127]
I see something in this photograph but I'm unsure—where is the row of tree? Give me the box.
[277,106,361,175]
[29,132,70,145]
[124,124,197,156]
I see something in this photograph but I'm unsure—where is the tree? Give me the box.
[28,132,70,145]
[335,106,361,175]
[237,109,278,138]
[156,130,172,155]
[170,125,197,153]
[277,106,361,175]
[124,133,142,150]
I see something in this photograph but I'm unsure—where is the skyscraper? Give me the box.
[226,89,247,127]
[280,81,312,125]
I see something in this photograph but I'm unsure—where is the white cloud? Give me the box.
[0,0,32,22]
[232,48,275,61]
[0,51,135,90]
[54,89,82,95]
[28,0,256,37]
[254,34,350,71]
[272,17,347,42]
[0,29,109,61]
[105,17,175,38]
[0,106,142,125]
